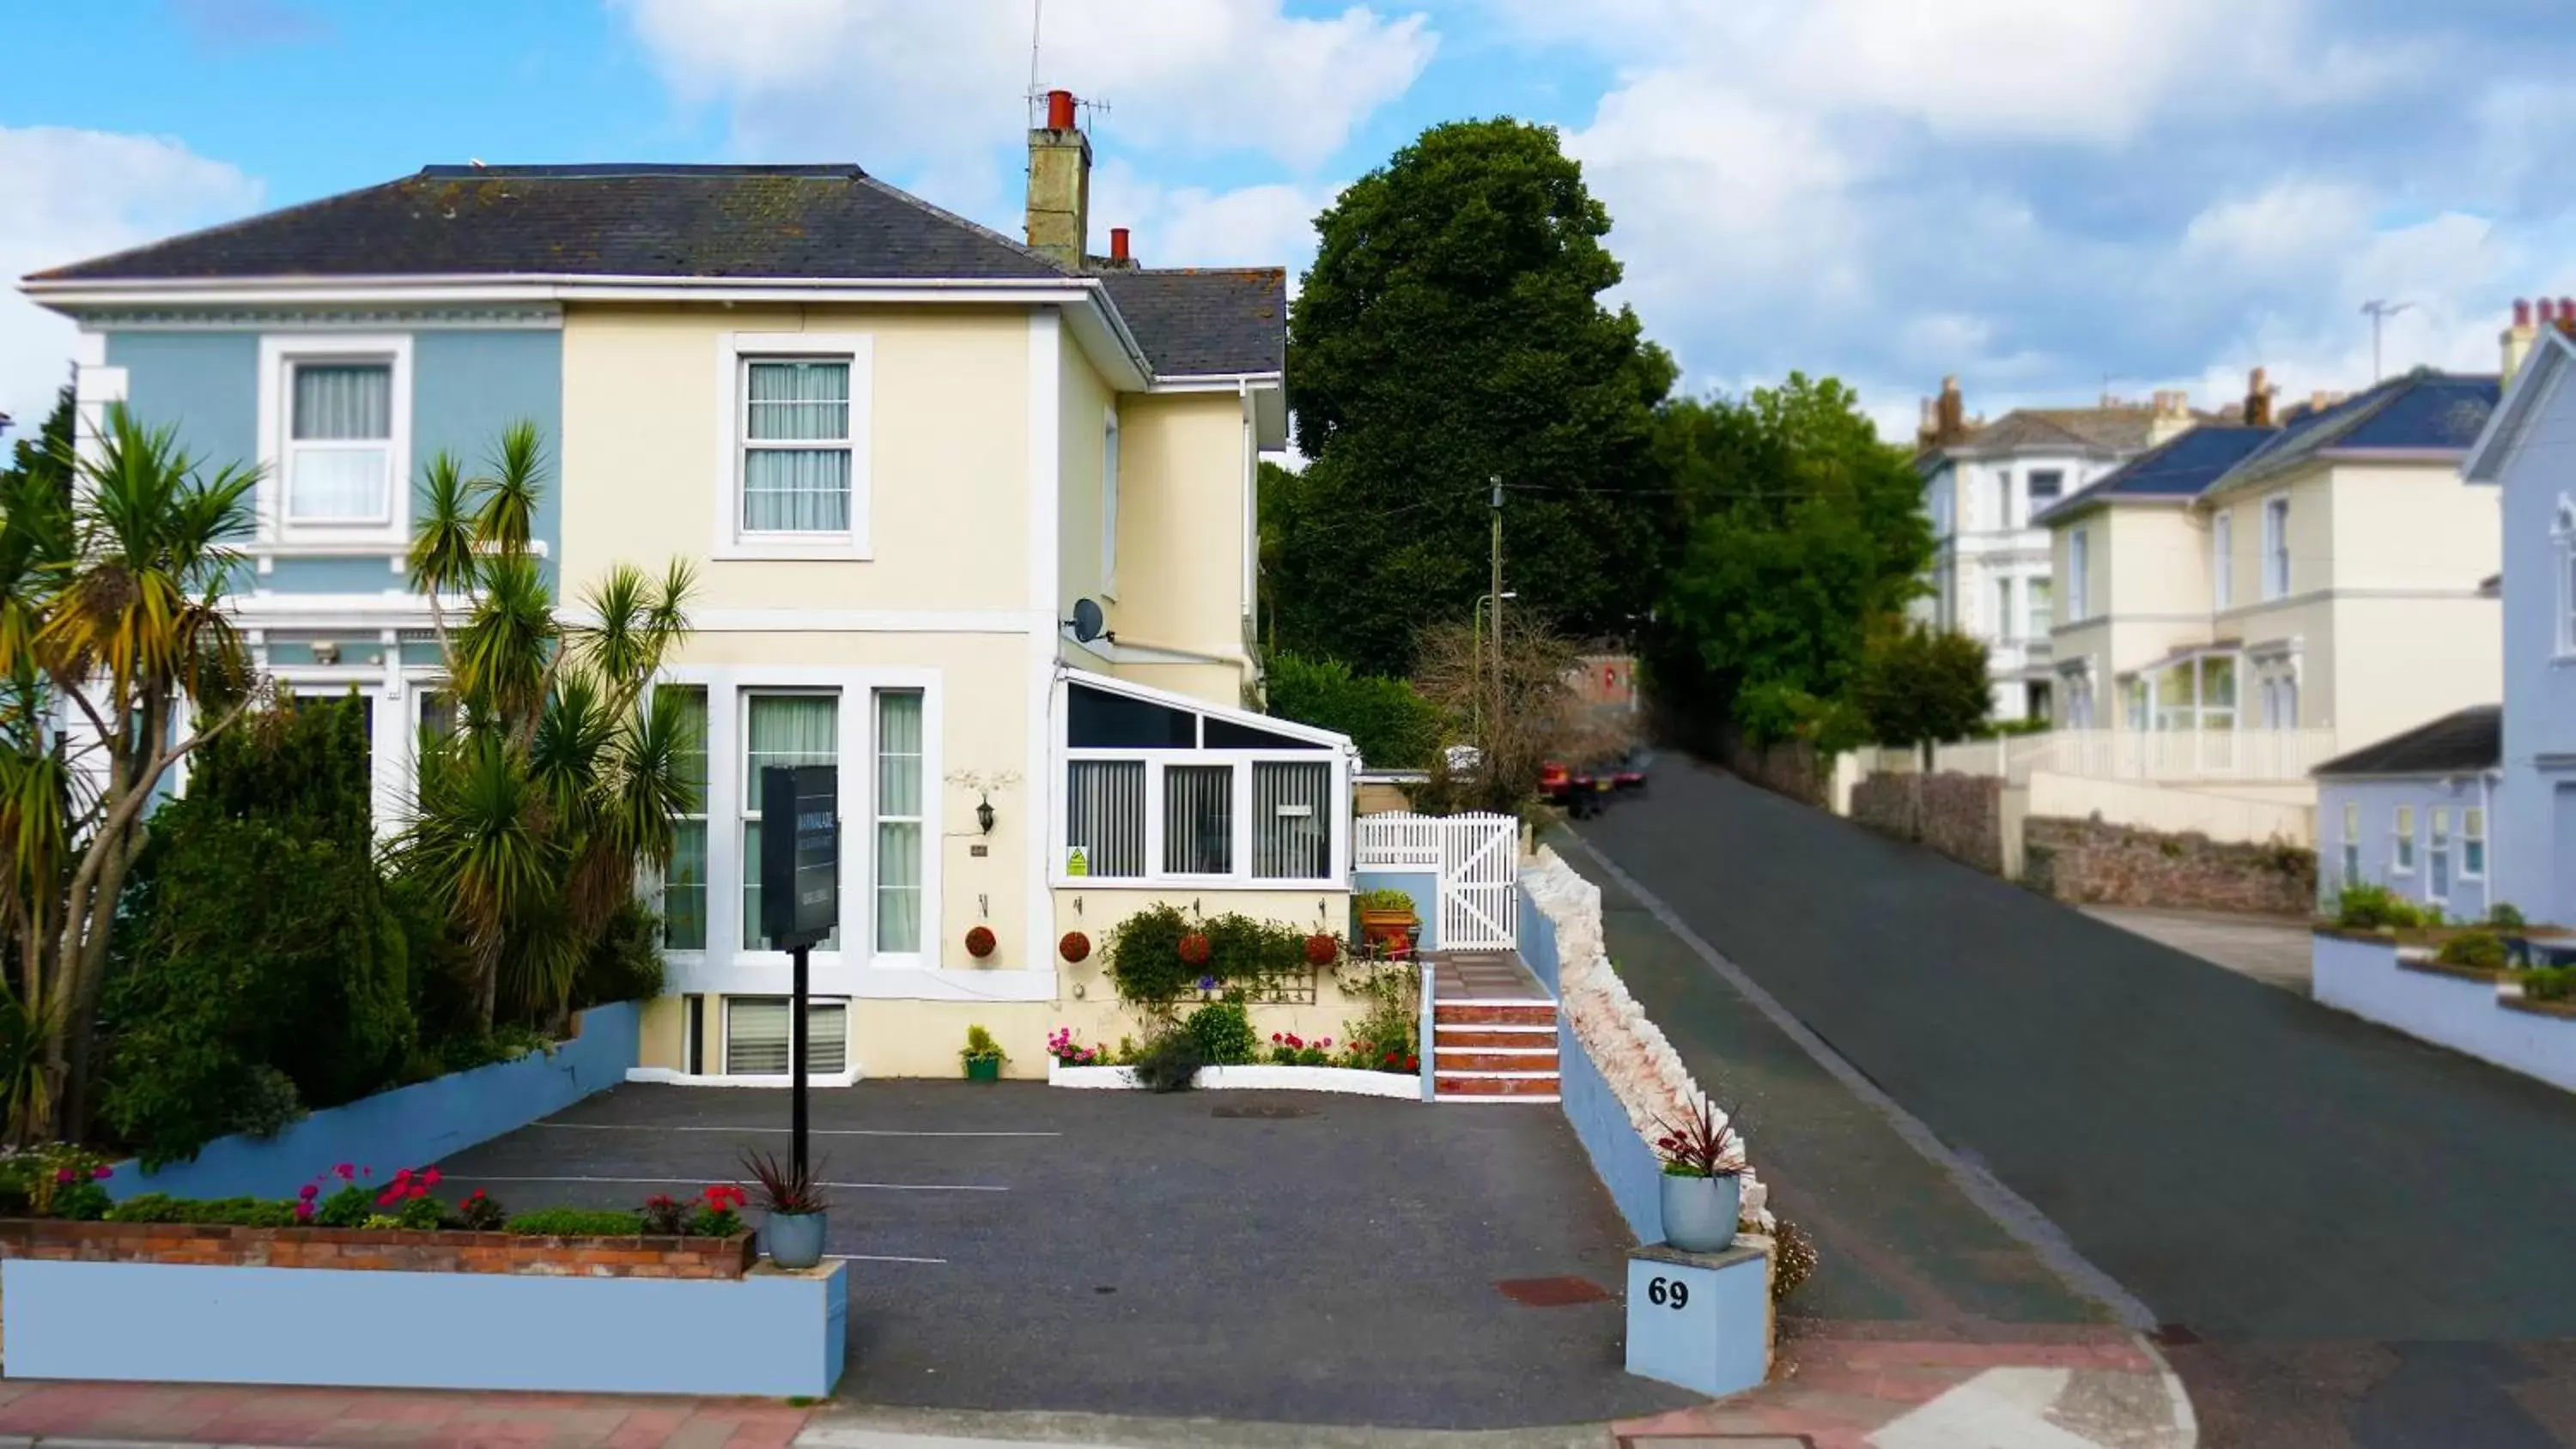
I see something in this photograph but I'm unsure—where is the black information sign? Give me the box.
[760,765,839,950]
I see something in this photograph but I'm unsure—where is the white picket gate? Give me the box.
[1354,812,1521,949]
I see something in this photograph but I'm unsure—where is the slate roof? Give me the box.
[1103,268,1288,376]
[2032,425,2279,526]
[2312,705,2501,779]
[1948,406,2160,457]
[28,165,1072,282]
[27,164,1293,379]
[2223,370,2499,488]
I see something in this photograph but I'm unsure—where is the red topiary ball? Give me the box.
[1059,930,1091,963]
[1177,932,1212,967]
[1303,932,1339,967]
[964,925,997,959]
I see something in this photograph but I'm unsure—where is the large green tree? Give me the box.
[1648,375,1932,742]
[1273,118,1675,670]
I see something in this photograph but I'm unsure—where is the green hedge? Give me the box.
[1264,653,1441,768]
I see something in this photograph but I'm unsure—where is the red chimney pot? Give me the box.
[2516,299,2534,327]
[1046,89,1077,131]
[2559,296,2573,321]
[1109,227,1130,262]
[2543,300,2559,324]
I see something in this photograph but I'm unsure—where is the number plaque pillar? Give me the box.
[1625,1237,1773,1398]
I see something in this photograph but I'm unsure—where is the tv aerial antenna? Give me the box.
[2361,300,2415,383]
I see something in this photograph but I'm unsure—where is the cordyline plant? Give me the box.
[738,1148,829,1216]
[0,405,262,1143]
[1652,1095,1745,1179]
[397,421,699,1030]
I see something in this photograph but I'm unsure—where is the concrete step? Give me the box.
[1434,1025,1558,1049]
[1432,1002,1557,1028]
[1434,1048,1559,1072]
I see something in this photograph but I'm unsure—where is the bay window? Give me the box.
[1059,679,1345,887]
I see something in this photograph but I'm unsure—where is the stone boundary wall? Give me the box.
[2025,815,2315,914]
[1521,850,1770,1239]
[0,1220,754,1280]
[1848,772,2004,876]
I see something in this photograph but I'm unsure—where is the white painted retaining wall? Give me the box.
[2029,769,2315,846]
[1045,1061,1422,1098]
[2313,933,2576,1093]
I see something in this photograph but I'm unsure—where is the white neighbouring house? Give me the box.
[1913,377,2202,719]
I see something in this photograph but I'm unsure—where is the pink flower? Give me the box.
[90,1165,111,1180]
[293,1201,314,1222]
[298,1184,319,1201]
[335,1163,355,1180]
[422,1167,442,1187]
[53,1167,74,1185]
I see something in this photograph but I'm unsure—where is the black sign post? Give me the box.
[760,764,839,1184]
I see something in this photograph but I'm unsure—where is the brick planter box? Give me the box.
[0,1219,843,1396]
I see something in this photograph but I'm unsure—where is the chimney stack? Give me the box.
[2148,388,2196,445]
[1025,88,1091,269]
[2503,298,2540,385]
[2244,367,2275,427]
[1935,376,1967,446]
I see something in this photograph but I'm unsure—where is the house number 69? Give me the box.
[1646,1276,1689,1309]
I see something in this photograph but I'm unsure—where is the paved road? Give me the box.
[436,1081,1693,1430]
[1569,759,2576,1447]
[2085,906,2314,994]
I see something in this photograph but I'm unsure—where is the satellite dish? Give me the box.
[1069,597,1106,643]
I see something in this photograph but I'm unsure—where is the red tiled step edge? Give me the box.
[1434,1003,1557,1027]
[1436,1026,1557,1049]
[1435,1048,1560,1072]
[1435,1073,1562,1098]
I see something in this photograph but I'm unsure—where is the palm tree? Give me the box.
[0,406,260,1137]
[402,423,697,1028]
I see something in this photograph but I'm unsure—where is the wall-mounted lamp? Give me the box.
[976,792,996,834]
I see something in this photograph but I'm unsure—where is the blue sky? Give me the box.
[10,0,2576,441]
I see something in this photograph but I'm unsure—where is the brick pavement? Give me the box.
[0,1380,815,1449]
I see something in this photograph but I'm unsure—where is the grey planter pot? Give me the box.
[763,1210,827,1270]
[1658,1171,1741,1254]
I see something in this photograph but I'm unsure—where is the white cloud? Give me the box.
[1088,158,1331,281]
[617,0,1434,185]
[0,127,264,438]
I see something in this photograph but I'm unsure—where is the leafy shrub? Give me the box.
[1339,957,1420,1072]
[1354,888,1417,913]
[960,1025,1006,1065]
[1769,1218,1820,1305]
[1129,1029,1205,1092]
[396,1193,446,1231]
[505,1208,647,1236]
[453,1188,506,1231]
[2520,967,2576,1003]
[2489,902,2530,931]
[1266,1032,1334,1065]
[106,1194,300,1228]
[2437,932,2508,971]
[101,694,415,1167]
[2334,882,2435,931]
[1182,1000,1258,1064]
[313,1182,374,1228]
[1263,653,1441,768]
[0,1144,118,1219]
[1104,906,1319,1003]
[570,900,666,1011]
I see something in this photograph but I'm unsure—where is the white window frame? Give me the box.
[2555,497,2576,660]
[2341,801,2362,886]
[1993,576,2016,642]
[2024,469,2063,522]
[2427,807,2451,902]
[658,684,711,955]
[713,332,875,561]
[255,334,413,547]
[2392,803,2416,875]
[871,688,927,957]
[720,994,852,1080]
[2261,493,2291,601]
[2026,577,2052,639]
[1101,405,1121,598]
[1051,676,1349,890]
[2068,529,2090,622]
[2212,511,2233,610]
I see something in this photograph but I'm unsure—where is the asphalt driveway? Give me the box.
[433,1081,1696,1430]
[1569,758,2576,1446]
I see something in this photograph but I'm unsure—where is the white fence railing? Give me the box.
[1355,812,1520,950]
[1852,727,2341,785]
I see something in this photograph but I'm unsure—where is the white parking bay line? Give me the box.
[461,1174,1005,1192]
[825,1253,948,1265]
[532,1124,1059,1138]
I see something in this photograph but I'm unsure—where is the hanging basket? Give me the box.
[1059,931,1092,964]
[1177,932,1213,967]
[964,926,998,960]
[1303,932,1340,967]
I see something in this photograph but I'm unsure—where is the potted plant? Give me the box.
[740,1149,829,1270]
[961,1024,1007,1082]
[1652,1096,1745,1254]
[1355,888,1419,951]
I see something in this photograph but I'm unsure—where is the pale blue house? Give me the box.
[2312,706,2498,919]
[24,233,565,835]
[2461,307,2576,927]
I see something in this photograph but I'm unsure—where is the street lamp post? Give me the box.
[1471,590,1517,736]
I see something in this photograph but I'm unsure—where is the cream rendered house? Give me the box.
[23,94,1351,1080]
[1914,378,2198,718]
[2038,367,2501,786]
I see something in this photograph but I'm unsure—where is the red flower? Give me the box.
[1271,1033,1284,1044]
[299,1184,319,1201]
[334,1163,355,1180]
[422,1167,442,1187]
[1404,1056,1419,1071]
[1383,1050,1399,1063]
[375,1186,404,1208]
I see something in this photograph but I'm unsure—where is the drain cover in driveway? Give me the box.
[1212,1103,1316,1119]
[1495,1276,1612,1307]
